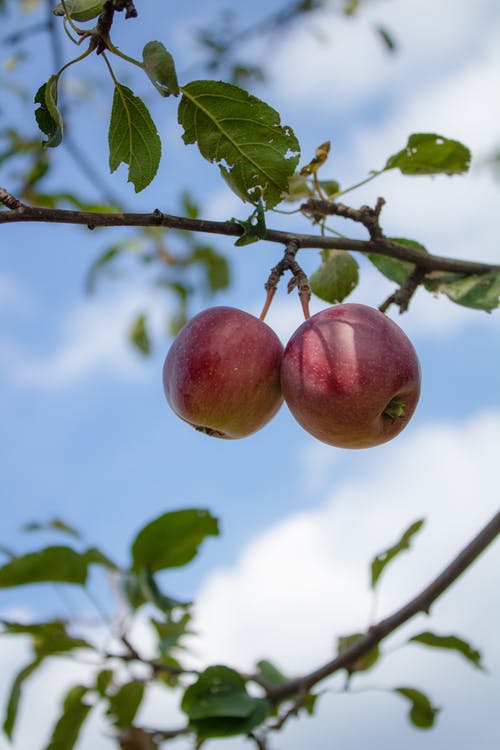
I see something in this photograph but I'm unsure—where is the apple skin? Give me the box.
[281,303,421,448]
[163,306,284,439]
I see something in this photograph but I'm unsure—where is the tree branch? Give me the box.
[263,510,500,703]
[1,191,499,276]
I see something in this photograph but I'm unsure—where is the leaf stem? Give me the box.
[335,169,384,199]
[102,36,145,70]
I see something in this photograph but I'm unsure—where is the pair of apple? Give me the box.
[162,304,421,449]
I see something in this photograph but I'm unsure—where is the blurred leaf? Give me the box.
[19,518,81,538]
[178,80,300,208]
[44,685,92,750]
[337,633,380,674]
[95,669,114,697]
[124,567,190,613]
[317,179,341,197]
[1,619,91,658]
[131,509,219,573]
[129,313,150,355]
[107,681,145,729]
[285,173,314,201]
[34,80,62,147]
[234,201,266,246]
[367,238,427,284]
[181,192,199,219]
[191,246,230,290]
[181,666,269,739]
[84,546,119,571]
[371,519,425,589]
[409,632,484,670]
[143,41,179,97]
[310,249,359,303]
[151,613,192,655]
[385,133,471,176]
[109,84,161,192]
[86,243,130,293]
[423,270,500,311]
[255,659,288,685]
[395,687,439,729]
[376,25,397,52]
[0,546,87,587]
[3,658,43,739]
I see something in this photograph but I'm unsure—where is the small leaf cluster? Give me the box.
[0,513,487,748]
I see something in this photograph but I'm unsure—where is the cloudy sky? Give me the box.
[1,1,499,749]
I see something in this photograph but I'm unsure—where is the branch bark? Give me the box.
[1,192,499,276]
[263,510,500,703]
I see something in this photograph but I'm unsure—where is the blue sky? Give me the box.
[1,1,500,749]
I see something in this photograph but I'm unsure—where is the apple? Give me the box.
[163,306,284,439]
[281,303,421,448]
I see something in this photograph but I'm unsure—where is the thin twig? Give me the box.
[1,191,498,276]
[379,266,428,313]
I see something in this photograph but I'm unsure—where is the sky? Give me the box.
[1,1,500,749]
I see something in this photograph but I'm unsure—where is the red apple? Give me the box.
[281,303,421,448]
[163,306,284,439]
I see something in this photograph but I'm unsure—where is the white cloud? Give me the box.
[269,0,497,120]
[191,410,500,689]
[6,287,170,390]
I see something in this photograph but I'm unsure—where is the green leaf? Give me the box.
[371,519,425,589]
[3,658,43,739]
[178,80,300,209]
[234,201,267,246]
[395,687,439,729]
[409,632,483,670]
[44,685,92,750]
[310,249,359,303]
[143,41,179,97]
[385,133,471,176]
[53,0,104,21]
[0,546,87,587]
[129,313,150,355]
[337,634,380,674]
[109,84,161,192]
[367,238,427,284]
[423,270,500,311]
[106,680,145,729]
[131,509,219,573]
[20,518,81,538]
[181,666,269,739]
[34,81,62,147]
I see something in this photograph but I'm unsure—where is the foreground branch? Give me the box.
[264,510,500,703]
[1,190,499,276]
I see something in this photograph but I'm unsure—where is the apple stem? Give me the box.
[261,240,312,319]
[259,287,276,321]
[299,290,311,319]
